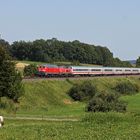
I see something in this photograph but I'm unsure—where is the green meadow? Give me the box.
[0,77,140,139]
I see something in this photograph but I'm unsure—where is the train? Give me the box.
[37,64,140,77]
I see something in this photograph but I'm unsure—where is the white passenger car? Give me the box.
[70,66,140,76]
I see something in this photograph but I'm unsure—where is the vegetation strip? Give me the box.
[23,75,140,81]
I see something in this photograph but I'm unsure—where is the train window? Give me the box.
[133,70,138,72]
[116,69,122,71]
[73,69,89,71]
[104,69,113,71]
[125,70,131,71]
[91,69,101,71]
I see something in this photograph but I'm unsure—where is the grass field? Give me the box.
[0,77,140,139]
[121,93,140,114]
[1,111,140,139]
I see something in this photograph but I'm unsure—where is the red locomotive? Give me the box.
[38,64,71,77]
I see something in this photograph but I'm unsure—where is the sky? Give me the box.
[0,0,140,60]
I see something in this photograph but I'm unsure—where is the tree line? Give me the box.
[0,38,139,67]
[136,57,140,67]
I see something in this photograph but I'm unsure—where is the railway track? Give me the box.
[23,74,140,82]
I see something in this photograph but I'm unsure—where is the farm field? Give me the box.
[0,77,140,139]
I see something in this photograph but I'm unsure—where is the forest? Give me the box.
[0,38,136,67]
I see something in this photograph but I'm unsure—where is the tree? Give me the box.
[24,64,38,77]
[111,58,132,67]
[0,45,24,103]
[0,39,10,51]
[11,41,32,60]
[136,57,140,67]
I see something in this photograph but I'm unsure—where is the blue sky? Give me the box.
[0,0,140,60]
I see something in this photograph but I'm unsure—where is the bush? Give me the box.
[69,81,128,113]
[71,60,80,66]
[86,92,127,112]
[68,81,97,101]
[86,97,106,112]
[24,64,38,77]
[115,81,139,95]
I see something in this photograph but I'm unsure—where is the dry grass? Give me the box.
[16,62,29,68]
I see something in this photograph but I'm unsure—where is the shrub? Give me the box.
[71,60,80,66]
[86,92,127,112]
[115,81,139,95]
[68,81,128,113]
[113,100,127,112]
[68,81,97,101]
[86,97,106,112]
[24,64,38,77]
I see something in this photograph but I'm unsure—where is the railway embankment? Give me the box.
[0,76,140,118]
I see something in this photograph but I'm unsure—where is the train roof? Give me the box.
[40,64,69,68]
[70,66,103,69]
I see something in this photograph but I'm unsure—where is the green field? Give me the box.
[1,112,140,140]
[0,77,140,139]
